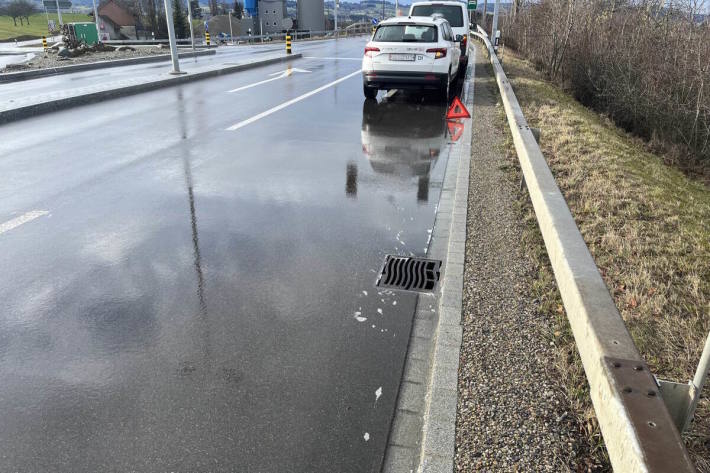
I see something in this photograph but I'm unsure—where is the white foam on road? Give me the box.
[226,69,362,131]
[0,210,48,235]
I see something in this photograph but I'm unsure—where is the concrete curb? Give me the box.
[380,51,475,473]
[416,50,474,473]
[0,53,302,125]
[0,49,216,83]
[471,29,694,473]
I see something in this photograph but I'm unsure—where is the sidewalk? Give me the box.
[0,52,300,124]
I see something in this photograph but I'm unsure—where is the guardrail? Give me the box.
[470,27,696,473]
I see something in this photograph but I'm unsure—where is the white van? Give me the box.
[408,1,470,74]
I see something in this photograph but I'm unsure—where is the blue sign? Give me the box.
[371,18,378,25]
[204,21,208,31]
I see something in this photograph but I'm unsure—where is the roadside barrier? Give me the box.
[470,27,696,473]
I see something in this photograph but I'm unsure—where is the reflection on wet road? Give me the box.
[0,38,459,472]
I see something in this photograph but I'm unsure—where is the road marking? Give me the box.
[303,56,362,61]
[227,67,311,93]
[0,210,49,235]
[226,69,362,131]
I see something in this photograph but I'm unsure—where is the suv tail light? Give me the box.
[365,46,380,57]
[426,48,447,59]
[461,35,467,46]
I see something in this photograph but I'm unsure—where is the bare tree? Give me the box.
[503,0,710,168]
[5,0,36,26]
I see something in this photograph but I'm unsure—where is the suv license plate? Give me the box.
[390,53,416,61]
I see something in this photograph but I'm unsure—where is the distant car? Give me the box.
[216,32,231,43]
[362,16,462,101]
[409,1,470,75]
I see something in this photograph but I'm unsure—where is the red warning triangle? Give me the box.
[447,121,465,142]
[446,96,470,119]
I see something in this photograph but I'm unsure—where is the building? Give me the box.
[258,0,286,34]
[206,14,256,37]
[97,0,137,40]
[297,0,324,31]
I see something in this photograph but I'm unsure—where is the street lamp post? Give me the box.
[187,0,196,55]
[229,11,234,44]
[163,0,183,74]
[491,0,500,45]
[54,0,63,25]
[91,0,100,41]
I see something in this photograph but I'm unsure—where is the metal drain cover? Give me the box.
[376,255,442,293]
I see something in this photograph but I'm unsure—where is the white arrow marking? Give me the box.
[227,68,311,93]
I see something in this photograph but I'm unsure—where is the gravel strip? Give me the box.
[454,44,584,472]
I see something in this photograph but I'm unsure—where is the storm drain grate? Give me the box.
[376,255,442,293]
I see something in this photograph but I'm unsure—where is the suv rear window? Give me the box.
[411,4,464,27]
[373,24,438,42]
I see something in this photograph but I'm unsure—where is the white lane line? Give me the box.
[228,75,287,93]
[303,56,362,61]
[0,210,49,235]
[226,69,362,131]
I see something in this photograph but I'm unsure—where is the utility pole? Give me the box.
[395,0,398,16]
[163,0,183,74]
[334,0,338,34]
[482,0,487,32]
[54,0,63,25]
[228,10,234,44]
[187,0,196,54]
[491,0,499,44]
[381,0,384,20]
[91,0,100,41]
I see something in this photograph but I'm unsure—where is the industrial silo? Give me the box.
[297,0,324,32]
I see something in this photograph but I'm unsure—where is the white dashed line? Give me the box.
[0,210,49,236]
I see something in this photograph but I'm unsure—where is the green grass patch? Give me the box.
[497,50,710,471]
[0,13,92,40]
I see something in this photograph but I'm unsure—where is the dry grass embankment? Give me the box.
[497,49,710,472]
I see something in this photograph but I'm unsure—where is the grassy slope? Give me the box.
[498,50,710,471]
[0,13,91,40]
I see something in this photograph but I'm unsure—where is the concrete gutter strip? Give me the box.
[417,58,473,473]
[0,54,301,124]
[380,55,474,473]
[471,29,695,472]
[0,49,216,83]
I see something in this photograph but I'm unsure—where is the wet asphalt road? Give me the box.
[0,37,460,472]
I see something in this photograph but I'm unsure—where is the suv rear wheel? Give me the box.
[439,71,450,102]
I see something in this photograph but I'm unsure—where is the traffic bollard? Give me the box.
[285,33,291,54]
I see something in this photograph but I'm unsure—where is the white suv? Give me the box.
[409,1,470,75]
[362,16,462,101]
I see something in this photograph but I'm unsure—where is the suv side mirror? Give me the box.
[455,34,463,42]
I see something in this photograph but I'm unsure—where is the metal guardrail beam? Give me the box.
[470,28,696,473]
